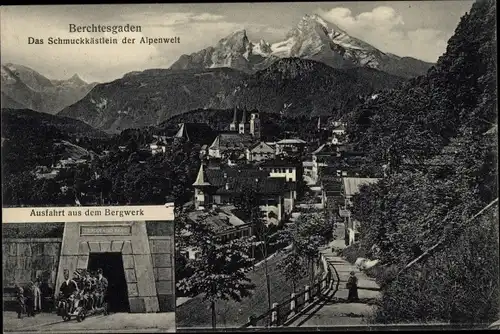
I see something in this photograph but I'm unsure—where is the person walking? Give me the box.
[346,271,359,302]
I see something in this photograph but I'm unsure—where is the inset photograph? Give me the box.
[3,220,175,333]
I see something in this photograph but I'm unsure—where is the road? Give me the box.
[3,311,176,332]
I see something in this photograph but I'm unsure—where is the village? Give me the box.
[160,109,384,328]
[158,110,375,255]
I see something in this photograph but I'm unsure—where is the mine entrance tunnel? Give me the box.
[87,252,130,313]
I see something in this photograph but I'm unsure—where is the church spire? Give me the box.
[241,109,247,124]
[192,163,210,186]
[230,107,238,131]
[233,108,238,123]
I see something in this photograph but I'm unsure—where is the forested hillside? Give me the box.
[58,60,402,133]
[345,0,498,324]
[1,108,108,175]
[162,108,338,142]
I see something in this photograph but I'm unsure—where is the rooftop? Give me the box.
[342,177,380,197]
[258,157,300,168]
[187,206,248,234]
[332,124,346,131]
[193,164,295,194]
[276,138,307,145]
[176,123,217,144]
[249,141,275,152]
[209,133,253,150]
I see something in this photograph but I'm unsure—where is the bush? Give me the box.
[340,242,368,264]
[371,210,499,325]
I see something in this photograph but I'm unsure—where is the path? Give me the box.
[3,311,176,332]
[289,223,381,327]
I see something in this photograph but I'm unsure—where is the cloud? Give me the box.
[318,6,451,62]
[119,12,227,28]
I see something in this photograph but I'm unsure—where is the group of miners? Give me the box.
[57,268,108,315]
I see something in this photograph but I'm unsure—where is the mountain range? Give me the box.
[170,14,434,78]
[1,63,98,114]
[58,58,405,133]
[3,13,434,133]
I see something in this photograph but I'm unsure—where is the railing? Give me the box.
[241,252,334,328]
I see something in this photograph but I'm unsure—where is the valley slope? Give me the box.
[58,59,405,133]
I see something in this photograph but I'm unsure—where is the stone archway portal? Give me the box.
[55,222,159,313]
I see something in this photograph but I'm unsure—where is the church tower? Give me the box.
[250,113,261,139]
[239,110,250,134]
[229,108,238,131]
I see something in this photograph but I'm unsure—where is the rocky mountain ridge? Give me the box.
[1,63,98,114]
[170,14,434,78]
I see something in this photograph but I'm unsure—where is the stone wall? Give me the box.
[3,238,62,288]
[146,221,175,312]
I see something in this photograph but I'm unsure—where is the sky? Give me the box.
[1,2,474,83]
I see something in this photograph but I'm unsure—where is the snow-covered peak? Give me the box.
[293,13,376,52]
[214,29,250,54]
[300,13,332,30]
[252,39,272,56]
[1,65,17,84]
[169,12,433,78]
[4,63,17,72]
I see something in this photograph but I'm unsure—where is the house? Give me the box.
[329,122,347,144]
[183,207,253,259]
[341,177,380,246]
[149,141,167,155]
[246,141,276,162]
[331,123,346,136]
[208,132,254,160]
[35,169,59,180]
[311,144,366,182]
[258,158,302,183]
[258,158,302,212]
[319,174,343,208]
[311,144,339,183]
[275,138,307,157]
[175,123,217,145]
[152,135,168,142]
[192,164,296,225]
